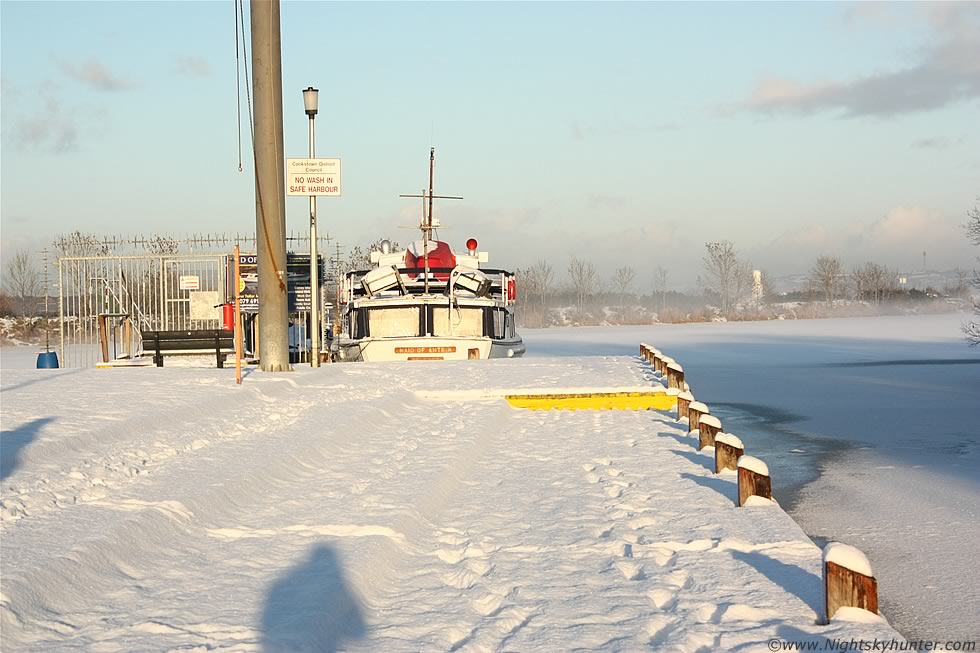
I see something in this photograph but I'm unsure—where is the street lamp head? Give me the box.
[303,86,319,116]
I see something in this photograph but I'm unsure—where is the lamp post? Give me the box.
[303,86,320,367]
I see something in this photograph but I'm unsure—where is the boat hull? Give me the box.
[337,336,525,362]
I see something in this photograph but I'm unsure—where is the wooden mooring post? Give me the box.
[714,433,744,473]
[666,362,684,390]
[698,414,722,450]
[688,401,709,433]
[676,390,694,421]
[736,455,771,506]
[823,543,878,623]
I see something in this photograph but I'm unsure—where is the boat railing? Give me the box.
[346,267,513,302]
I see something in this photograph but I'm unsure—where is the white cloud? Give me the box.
[62,59,133,92]
[734,4,980,118]
[755,206,976,274]
[1,81,80,153]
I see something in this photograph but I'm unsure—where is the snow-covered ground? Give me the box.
[525,312,980,643]
[0,353,902,651]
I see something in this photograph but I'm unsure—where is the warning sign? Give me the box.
[179,275,200,290]
[286,158,341,196]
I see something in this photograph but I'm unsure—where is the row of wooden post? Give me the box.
[639,343,879,624]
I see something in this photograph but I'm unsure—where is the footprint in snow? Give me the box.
[647,587,678,609]
[603,485,624,499]
[646,615,677,644]
[615,560,645,580]
[471,592,507,617]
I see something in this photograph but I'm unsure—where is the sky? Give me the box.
[1,1,978,289]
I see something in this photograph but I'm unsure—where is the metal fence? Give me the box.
[58,254,230,368]
[57,252,332,368]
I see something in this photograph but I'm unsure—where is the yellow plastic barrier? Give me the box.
[505,391,676,411]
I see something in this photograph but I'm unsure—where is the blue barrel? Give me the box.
[36,351,60,369]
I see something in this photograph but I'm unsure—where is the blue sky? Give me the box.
[2,1,978,287]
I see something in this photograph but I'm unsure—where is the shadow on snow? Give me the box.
[1,416,55,481]
[261,543,366,653]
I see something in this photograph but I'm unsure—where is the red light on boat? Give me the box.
[466,238,478,253]
[507,277,517,301]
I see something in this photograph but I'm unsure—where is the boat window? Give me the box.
[367,306,421,337]
[493,308,506,339]
[432,307,483,337]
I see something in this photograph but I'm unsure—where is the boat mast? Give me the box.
[399,148,462,295]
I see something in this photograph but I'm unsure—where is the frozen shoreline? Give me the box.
[525,313,980,641]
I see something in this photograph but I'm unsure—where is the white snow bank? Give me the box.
[742,495,777,507]
[688,401,709,413]
[738,455,769,476]
[0,355,902,651]
[832,606,887,624]
[823,542,873,577]
[677,390,694,402]
[715,433,744,449]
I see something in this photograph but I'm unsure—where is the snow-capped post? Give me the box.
[737,456,771,506]
[677,390,694,421]
[714,433,744,473]
[698,414,722,450]
[648,346,661,366]
[639,343,649,361]
[823,543,878,623]
[666,362,684,390]
[688,401,709,434]
[659,356,674,377]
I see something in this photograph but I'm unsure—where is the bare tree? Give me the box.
[947,267,970,299]
[53,231,112,258]
[809,256,844,303]
[145,236,180,255]
[529,260,554,321]
[612,265,635,320]
[568,256,597,313]
[515,265,542,327]
[964,200,980,345]
[653,266,669,314]
[701,241,751,316]
[2,250,41,316]
[852,262,894,305]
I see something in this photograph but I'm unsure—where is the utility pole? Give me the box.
[251,0,290,372]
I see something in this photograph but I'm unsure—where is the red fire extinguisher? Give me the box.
[221,303,235,331]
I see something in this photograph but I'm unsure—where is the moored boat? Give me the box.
[334,150,525,362]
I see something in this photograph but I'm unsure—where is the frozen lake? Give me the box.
[525,313,980,642]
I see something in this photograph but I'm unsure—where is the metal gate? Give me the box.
[58,254,229,368]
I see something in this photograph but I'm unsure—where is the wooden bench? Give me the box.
[142,329,234,368]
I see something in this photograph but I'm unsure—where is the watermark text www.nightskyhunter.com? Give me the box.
[767,638,977,652]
